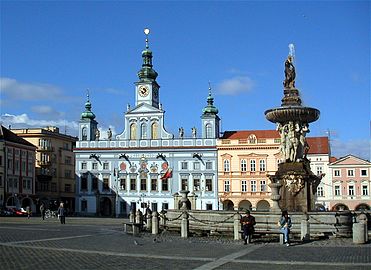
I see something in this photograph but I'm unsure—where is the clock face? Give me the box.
[139,85,149,97]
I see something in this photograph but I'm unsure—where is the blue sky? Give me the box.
[1,1,370,160]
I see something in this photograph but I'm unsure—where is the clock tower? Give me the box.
[135,28,160,108]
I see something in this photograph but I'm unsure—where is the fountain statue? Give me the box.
[265,46,322,212]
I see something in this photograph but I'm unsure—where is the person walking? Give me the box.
[240,210,256,244]
[279,210,292,246]
[57,203,66,224]
[40,203,45,220]
[26,206,31,219]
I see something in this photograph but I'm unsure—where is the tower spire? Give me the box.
[81,88,96,120]
[203,82,219,115]
[137,28,158,82]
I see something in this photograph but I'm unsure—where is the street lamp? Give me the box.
[113,168,120,218]
[137,193,147,214]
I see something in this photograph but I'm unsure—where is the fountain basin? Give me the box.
[265,106,320,124]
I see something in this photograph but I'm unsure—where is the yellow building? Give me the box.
[217,130,329,211]
[12,127,77,213]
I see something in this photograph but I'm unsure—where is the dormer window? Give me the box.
[248,134,257,144]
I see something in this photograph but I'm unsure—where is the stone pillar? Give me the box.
[147,211,152,231]
[135,209,143,225]
[353,222,366,244]
[179,190,190,210]
[301,213,310,242]
[181,211,189,238]
[234,212,241,240]
[129,209,135,223]
[358,213,368,243]
[268,181,282,212]
[160,210,167,229]
[152,211,159,235]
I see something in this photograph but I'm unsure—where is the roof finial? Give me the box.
[208,81,212,95]
[144,28,150,49]
[86,88,90,102]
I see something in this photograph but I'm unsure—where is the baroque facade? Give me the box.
[217,130,330,211]
[12,127,77,213]
[74,31,221,216]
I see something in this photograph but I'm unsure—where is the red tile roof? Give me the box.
[307,137,329,154]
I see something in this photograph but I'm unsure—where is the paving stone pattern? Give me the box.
[0,217,370,270]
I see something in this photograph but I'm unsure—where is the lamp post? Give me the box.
[137,193,147,214]
[113,168,120,218]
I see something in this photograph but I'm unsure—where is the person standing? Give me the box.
[26,206,31,219]
[240,210,256,245]
[279,210,292,246]
[40,203,45,220]
[57,203,66,224]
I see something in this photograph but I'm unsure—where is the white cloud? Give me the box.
[331,139,371,161]
[31,105,65,117]
[0,77,63,100]
[0,113,79,136]
[216,76,254,95]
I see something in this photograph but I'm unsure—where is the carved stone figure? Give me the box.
[283,56,296,88]
[107,128,112,140]
[95,129,100,141]
[179,127,184,139]
[191,127,197,138]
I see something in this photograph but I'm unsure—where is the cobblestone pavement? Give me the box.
[0,217,370,270]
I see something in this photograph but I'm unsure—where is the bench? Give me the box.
[239,229,285,244]
[123,222,143,236]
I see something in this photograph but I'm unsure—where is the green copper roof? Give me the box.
[202,90,219,115]
[81,93,96,120]
[137,31,158,81]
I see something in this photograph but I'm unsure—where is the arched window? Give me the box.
[151,122,158,139]
[223,159,230,172]
[240,159,247,172]
[141,123,147,139]
[205,123,212,138]
[250,160,256,172]
[82,127,87,140]
[130,123,137,140]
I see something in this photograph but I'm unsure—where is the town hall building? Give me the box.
[74,30,221,216]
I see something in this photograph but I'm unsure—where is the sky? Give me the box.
[1,1,370,160]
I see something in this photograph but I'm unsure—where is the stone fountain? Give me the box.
[265,48,322,212]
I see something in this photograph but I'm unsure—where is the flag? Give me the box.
[161,168,172,180]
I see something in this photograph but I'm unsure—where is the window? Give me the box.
[361,169,368,176]
[205,124,212,138]
[241,180,247,192]
[130,177,136,191]
[259,160,266,172]
[64,170,72,178]
[92,176,98,190]
[162,203,169,210]
[0,156,2,166]
[181,161,188,170]
[151,122,158,139]
[260,180,266,192]
[81,176,88,190]
[65,156,72,165]
[193,162,200,170]
[317,186,324,197]
[151,178,157,191]
[141,123,147,139]
[193,177,200,191]
[51,183,57,192]
[348,185,354,196]
[103,177,109,191]
[223,160,230,172]
[250,160,256,172]
[181,176,188,190]
[141,178,147,191]
[120,177,126,190]
[206,204,212,210]
[224,180,230,192]
[205,177,212,191]
[206,161,212,170]
[162,179,168,191]
[334,185,341,196]
[0,175,2,187]
[241,160,247,172]
[22,161,26,172]
[334,170,340,177]
[81,200,87,212]
[81,162,87,170]
[103,163,109,170]
[347,170,354,177]
[7,158,12,169]
[250,180,257,192]
[15,160,19,171]
[130,123,137,140]
[316,166,323,176]
[92,163,98,170]
[362,185,368,196]
[151,202,158,212]
[65,184,71,193]
[82,127,87,140]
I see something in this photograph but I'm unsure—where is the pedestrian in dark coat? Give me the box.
[57,203,66,224]
[240,210,256,244]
